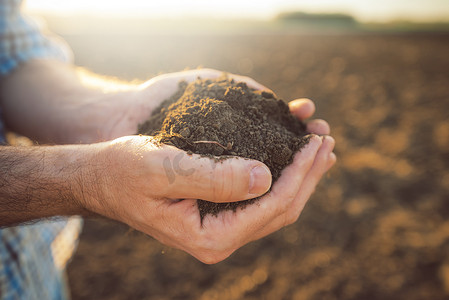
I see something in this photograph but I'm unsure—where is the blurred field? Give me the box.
[64,32,449,300]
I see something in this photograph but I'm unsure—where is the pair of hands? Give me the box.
[81,69,336,264]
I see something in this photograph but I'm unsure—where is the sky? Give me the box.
[24,0,449,22]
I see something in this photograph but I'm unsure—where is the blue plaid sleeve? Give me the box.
[0,1,82,299]
[0,218,83,300]
[0,0,73,76]
[0,112,5,144]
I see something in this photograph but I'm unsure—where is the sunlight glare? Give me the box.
[24,0,276,19]
[24,0,449,22]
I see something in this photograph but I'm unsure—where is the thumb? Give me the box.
[155,146,272,203]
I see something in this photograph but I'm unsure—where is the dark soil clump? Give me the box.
[138,76,309,219]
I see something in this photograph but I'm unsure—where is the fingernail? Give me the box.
[249,165,272,195]
[306,134,322,144]
[323,136,335,151]
[303,133,317,140]
[326,136,335,144]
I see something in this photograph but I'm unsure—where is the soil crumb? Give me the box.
[138,76,309,219]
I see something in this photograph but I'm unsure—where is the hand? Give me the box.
[78,93,335,265]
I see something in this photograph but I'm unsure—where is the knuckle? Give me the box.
[278,196,301,227]
[274,192,296,217]
[212,163,235,202]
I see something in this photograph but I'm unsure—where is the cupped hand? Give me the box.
[90,70,336,263]
[83,131,334,264]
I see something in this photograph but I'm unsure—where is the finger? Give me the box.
[140,68,222,94]
[177,68,270,91]
[273,136,334,230]
[146,68,269,93]
[180,137,324,262]
[307,119,331,135]
[146,69,221,90]
[177,68,224,83]
[289,99,316,120]
[200,135,322,224]
[252,135,335,240]
[226,74,269,91]
[326,152,337,172]
[151,146,272,203]
[268,135,323,202]
[201,136,323,245]
[289,136,335,212]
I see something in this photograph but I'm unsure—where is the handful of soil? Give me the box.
[138,76,310,219]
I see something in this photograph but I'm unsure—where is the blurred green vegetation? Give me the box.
[276,11,449,33]
[276,11,359,28]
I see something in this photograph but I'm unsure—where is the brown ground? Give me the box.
[66,33,449,300]
[137,77,309,217]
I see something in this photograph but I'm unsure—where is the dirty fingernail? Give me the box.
[249,165,272,195]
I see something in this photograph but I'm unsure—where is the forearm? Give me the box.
[0,144,95,226]
[0,59,141,144]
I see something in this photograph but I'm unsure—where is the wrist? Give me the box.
[68,142,110,217]
[40,145,94,217]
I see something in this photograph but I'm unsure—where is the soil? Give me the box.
[67,34,449,300]
[137,77,309,218]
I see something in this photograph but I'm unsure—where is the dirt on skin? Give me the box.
[138,76,309,218]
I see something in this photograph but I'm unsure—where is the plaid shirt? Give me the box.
[0,1,82,299]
